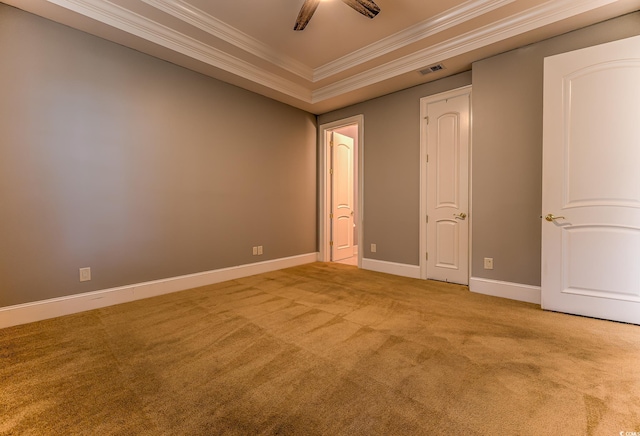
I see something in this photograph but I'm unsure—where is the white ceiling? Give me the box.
[4,0,640,114]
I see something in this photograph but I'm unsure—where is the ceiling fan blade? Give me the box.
[294,0,321,31]
[341,0,380,19]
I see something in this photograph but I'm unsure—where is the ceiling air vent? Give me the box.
[419,63,445,75]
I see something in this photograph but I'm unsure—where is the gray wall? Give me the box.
[318,73,473,265]
[0,5,317,308]
[319,11,640,287]
[472,11,640,286]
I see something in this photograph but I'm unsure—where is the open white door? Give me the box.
[424,90,470,285]
[542,35,640,324]
[331,132,355,261]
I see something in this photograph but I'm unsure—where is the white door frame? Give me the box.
[318,115,364,266]
[419,85,472,281]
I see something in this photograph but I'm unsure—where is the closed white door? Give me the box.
[542,35,640,324]
[425,92,470,285]
[332,132,355,261]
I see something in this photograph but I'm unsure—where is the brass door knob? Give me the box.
[545,213,565,222]
[454,212,467,220]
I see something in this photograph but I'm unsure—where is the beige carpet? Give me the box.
[1,262,639,435]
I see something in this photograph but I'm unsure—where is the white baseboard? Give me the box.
[361,258,421,279]
[0,253,318,329]
[469,277,541,305]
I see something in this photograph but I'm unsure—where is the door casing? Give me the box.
[420,86,472,282]
[318,115,364,265]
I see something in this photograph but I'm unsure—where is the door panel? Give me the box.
[435,220,459,268]
[563,226,640,300]
[426,92,470,285]
[436,114,460,208]
[332,132,354,261]
[542,34,640,324]
[565,64,640,208]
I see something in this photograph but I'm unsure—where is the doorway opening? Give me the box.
[318,115,363,267]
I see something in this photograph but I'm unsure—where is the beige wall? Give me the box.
[318,72,473,265]
[0,5,317,308]
[471,11,640,286]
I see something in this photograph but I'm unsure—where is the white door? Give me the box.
[542,35,640,325]
[425,91,470,285]
[332,132,355,261]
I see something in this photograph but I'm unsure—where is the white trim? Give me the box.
[470,277,542,305]
[361,258,421,279]
[314,0,514,81]
[419,86,472,282]
[47,0,621,107]
[144,0,513,83]
[468,89,474,296]
[141,0,313,81]
[0,253,317,329]
[47,0,312,102]
[311,0,621,102]
[318,116,364,268]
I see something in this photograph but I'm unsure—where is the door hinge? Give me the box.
[330,140,334,147]
[330,241,334,246]
[330,168,334,175]
[426,154,429,163]
[330,213,334,219]
[426,252,429,260]
[425,116,429,124]
[426,215,429,223]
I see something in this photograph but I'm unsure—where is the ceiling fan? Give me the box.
[294,0,381,31]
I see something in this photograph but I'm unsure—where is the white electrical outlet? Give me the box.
[371,243,377,253]
[253,246,258,255]
[484,258,494,270]
[79,267,91,282]
[257,246,263,255]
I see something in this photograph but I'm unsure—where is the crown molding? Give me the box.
[44,0,626,108]
[141,0,516,83]
[140,0,314,82]
[313,0,515,81]
[312,0,621,102]
[46,0,312,102]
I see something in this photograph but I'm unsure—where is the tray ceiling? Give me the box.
[4,0,640,113]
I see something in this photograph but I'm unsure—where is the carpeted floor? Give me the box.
[1,262,639,435]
